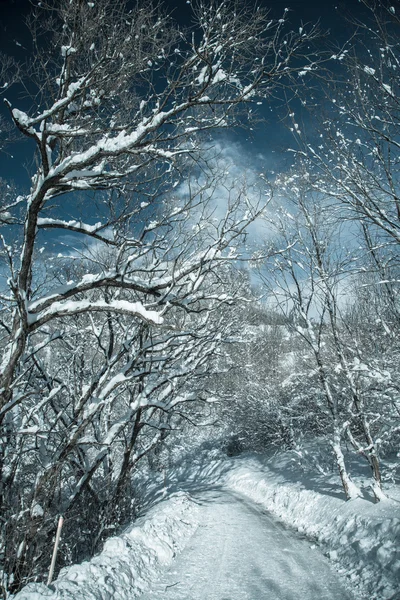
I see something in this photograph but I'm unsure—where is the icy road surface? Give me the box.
[139,490,354,600]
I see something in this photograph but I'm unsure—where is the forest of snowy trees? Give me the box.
[0,0,399,595]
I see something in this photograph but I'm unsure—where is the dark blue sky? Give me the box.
[0,0,368,189]
[0,0,366,60]
[0,0,365,45]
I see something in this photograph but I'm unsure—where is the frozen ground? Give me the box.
[12,447,400,600]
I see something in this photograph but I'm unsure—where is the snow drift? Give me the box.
[12,492,200,600]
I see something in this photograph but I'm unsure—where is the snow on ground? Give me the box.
[12,445,400,600]
[12,492,200,600]
[138,489,353,600]
[223,450,400,600]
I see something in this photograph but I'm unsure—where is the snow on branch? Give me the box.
[37,218,104,233]
[28,299,163,329]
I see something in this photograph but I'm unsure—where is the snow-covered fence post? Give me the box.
[47,515,64,586]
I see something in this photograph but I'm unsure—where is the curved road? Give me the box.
[139,490,354,600]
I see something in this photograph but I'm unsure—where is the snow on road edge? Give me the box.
[10,449,400,600]
[12,491,200,600]
[224,455,400,600]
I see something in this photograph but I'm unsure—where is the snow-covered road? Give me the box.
[139,490,353,600]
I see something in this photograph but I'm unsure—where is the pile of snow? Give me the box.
[224,451,400,600]
[12,492,200,600]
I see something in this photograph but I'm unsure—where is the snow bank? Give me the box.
[12,491,200,600]
[224,453,400,600]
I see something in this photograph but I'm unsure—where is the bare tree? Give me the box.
[0,172,261,592]
[296,0,400,246]
[0,0,325,593]
[268,1,400,500]
[260,192,362,500]
[0,52,21,153]
[0,0,320,416]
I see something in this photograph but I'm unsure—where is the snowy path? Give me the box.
[139,489,354,600]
